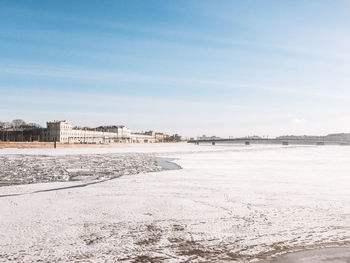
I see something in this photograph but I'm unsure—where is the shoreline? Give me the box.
[0,141,188,149]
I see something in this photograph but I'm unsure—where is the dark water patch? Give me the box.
[156,158,182,170]
[259,247,350,263]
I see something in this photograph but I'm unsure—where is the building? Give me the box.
[46,121,121,143]
[155,132,170,142]
[169,134,182,142]
[130,133,156,143]
[96,125,131,142]
[0,120,180,144]
[116,126,131,139]
[0,127,44,142]
[144,131,155,137]
[143,131,170,142]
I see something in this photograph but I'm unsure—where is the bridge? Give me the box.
[188,138,350,146]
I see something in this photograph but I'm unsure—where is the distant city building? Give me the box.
[46,121,121,143]
[0,120,181,144]
[0,126,43,142]
[155,133,170,142]
[96,125,131,142]
[130,133,156,143]
[170,134,182,142]
[144,131,170,142]
[144,131,155,137]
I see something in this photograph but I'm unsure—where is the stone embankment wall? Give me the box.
[0,142,123,149]
[0,142,185,149]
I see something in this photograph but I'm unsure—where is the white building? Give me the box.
[117,126,131,139]
[96,125,131,141]
[130,133,156,143]
[47,121,123,143]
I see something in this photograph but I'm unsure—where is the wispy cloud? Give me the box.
[1,63,350,101]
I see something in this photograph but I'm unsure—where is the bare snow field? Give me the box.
[1,144,350,262]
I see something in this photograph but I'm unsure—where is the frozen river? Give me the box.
[1,144,350,262]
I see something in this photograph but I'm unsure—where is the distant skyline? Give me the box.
[1,0,350,137]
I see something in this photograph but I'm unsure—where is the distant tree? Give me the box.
[0,122,12,130]
[12,119,26,128]
[27,123,42,128]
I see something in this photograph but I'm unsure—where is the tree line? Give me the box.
[0,119,42,130]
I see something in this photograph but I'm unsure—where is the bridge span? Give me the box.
[188,138,350,146]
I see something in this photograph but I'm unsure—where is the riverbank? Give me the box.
[0,141,187,149]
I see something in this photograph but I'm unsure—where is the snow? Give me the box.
[0,143,212,155]
[1,144,350,262]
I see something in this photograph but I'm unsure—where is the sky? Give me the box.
[1,0,350,137]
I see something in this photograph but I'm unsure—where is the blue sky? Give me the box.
[1,0,350,137]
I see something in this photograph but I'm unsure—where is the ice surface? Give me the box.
[0,143,218,156]
[1,145,350,262]
[0,153,162,185]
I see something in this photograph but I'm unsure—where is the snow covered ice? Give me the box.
[0,153,162,185]
[1,144,350,262]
